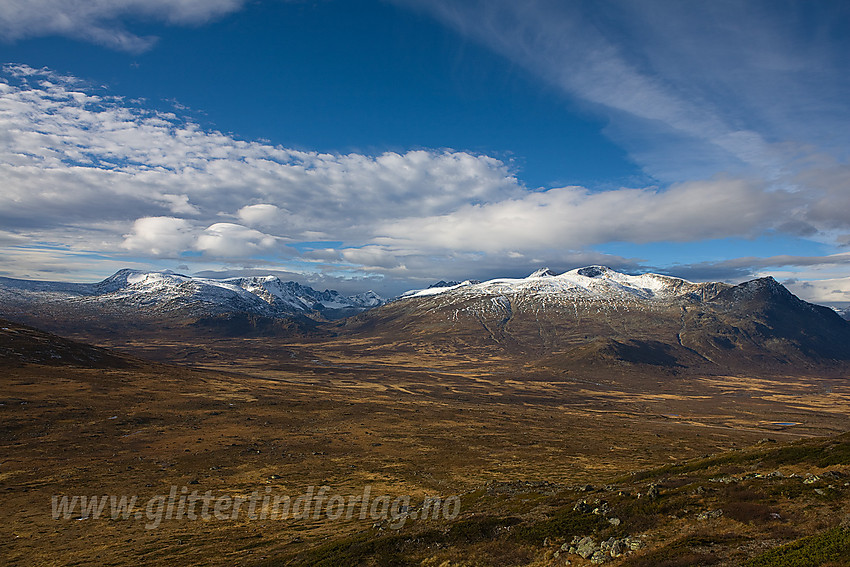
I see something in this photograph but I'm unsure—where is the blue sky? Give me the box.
[1,0,849,304]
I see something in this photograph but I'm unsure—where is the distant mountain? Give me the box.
[0,269,384,338]
[834,306,850,321]
[342,266,850,371]
[0,269,383,317]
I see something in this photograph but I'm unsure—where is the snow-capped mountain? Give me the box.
[400,266,727,302]
[345,266,850,370]
[0,269,384,321]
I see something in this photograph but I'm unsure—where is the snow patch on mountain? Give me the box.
[399,266,725,303]
[401,280,478,298]
[0,270,385,319]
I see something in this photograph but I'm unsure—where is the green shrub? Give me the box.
[512,507,607,543]
[746,526,850,567]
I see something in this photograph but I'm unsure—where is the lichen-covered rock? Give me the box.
[573,499,592,513]
[697,509,723,520]
[576,536,597,559]
[610,540,626,557]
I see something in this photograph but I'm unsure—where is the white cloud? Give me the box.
[376,178,790,253]
[195,223,277,258]
[0,65,523,253]
[121,217,279,259]
[237,204,286,228]
[121,216,194,256]
[0,245,160,282]
[340,245,409,270]
[2,64,850,294]
[0,0,246,52]
[783,277,850,307]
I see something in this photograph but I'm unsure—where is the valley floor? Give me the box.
[2,336,850,565]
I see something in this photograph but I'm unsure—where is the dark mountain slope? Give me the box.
[340,268,850,372]
[0,318,137,368]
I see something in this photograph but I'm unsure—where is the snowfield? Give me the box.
[0,269,385,318]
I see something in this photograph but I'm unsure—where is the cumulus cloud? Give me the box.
[2,64,850,293]
[376,178,791,253]
[121,216,194,256]
[0,65,522,244]
[195,223,277,258]
[237,204,287,228]
[0,65,527,282]
[0,0,246,52]
[121,217,279,259]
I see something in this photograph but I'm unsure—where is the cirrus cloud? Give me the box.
[0,0,247,53]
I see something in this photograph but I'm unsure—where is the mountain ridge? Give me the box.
[0,268,384,320]
[400,265,730,302]
[3,266,848,372]
[344,266,850,372]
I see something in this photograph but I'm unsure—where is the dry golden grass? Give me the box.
[2,333,849,565]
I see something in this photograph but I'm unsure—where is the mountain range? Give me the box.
[2,266,849,372]
[0,269,384,339]
[0,268,382,317]
[343,266,850,372]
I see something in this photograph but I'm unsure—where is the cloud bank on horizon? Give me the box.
[1,1,850,304]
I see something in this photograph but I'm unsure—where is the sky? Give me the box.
[1,0,849,304]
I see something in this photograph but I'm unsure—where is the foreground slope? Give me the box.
[0,318,138,368]
[3,319,849,566]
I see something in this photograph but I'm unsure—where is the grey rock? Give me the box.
[697,509,723,520]
[625,536,644,551]
[576,537,597,559]
[610,540,626,557]
[573,499,593,513]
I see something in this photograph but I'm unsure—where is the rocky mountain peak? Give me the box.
[528,268,558,278]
